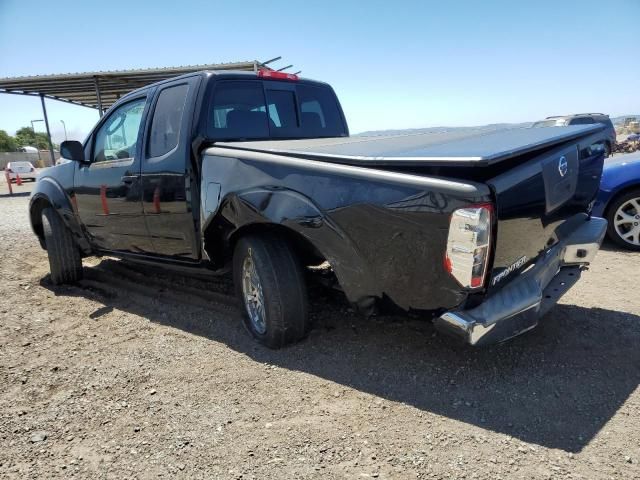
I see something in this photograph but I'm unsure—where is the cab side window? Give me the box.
[148,84,189,158]
[93,98,146,163]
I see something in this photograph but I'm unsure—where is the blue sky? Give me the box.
[1,0,639,142]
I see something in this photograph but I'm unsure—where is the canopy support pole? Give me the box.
[94,76,103,116]
[40,94,56,166]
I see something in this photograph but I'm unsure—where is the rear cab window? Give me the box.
[208,79,347,141]
[212,82,269,139]
[569,117,595,125]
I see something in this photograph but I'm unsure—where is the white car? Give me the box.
[5,161,37,182]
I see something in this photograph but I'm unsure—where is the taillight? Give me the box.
[445,203,493,289]
[257,69,299,81]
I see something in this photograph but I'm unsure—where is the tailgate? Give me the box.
[486,130,607,293]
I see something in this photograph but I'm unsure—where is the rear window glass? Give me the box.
[148,83,189,157]
[265,90,298,130]
[209,80,345,140]
[569,117,594,125]
[297,84,344,136]
[212,82,269,139]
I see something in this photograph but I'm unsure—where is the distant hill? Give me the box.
[358,116,640,136]
[357,122,531,137]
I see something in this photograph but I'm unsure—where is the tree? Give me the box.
[0,130,18,152]
[14,127,55,150]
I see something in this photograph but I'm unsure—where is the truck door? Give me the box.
[73,94,154,253]
[140,76,200,259]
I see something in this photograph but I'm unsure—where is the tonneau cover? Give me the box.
[215,124,604,167]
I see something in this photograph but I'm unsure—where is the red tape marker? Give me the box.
[153,186,161,213]
[100,185,110,215]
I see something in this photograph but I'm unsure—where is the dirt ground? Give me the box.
[1,181,639,480]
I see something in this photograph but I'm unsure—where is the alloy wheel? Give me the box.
[613,197,640,246]
[241,253,267,334]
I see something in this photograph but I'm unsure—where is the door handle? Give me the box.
[121,175,138,184]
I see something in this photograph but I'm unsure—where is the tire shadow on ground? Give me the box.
[39,260,640,454]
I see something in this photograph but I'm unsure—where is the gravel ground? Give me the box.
[0,181,639,479]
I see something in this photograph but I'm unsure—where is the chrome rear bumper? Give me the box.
[434,216,607,346]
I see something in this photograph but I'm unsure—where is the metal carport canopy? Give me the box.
[0,58,287,165]
[0,59,275,111]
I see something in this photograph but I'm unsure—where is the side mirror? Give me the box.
[60,140,85,162]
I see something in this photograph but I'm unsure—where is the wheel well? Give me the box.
[30,197,51,248]
[206,222,327,269]
[604,184,640,219]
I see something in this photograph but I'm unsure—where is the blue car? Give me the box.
[592,152,640,250]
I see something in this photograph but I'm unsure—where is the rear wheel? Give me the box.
[606,189,640,251]
[233,233,309,348]
[42,207,83,284]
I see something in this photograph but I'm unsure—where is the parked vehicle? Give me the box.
[625,120,640,134]
[30,70,609,348]
[532,113,616,157]
[18,146,39,153]
[592,152,640,251]
[5,161,37,182]
[612,134,640,155]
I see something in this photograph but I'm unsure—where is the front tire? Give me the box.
[42,207,83,284]
[606,189,640,251]
[233,233,309,348]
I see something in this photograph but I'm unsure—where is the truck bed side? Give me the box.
[200,146,490,311]
[201,124,607,312]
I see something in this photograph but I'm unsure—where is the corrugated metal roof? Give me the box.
[0,60,267,109]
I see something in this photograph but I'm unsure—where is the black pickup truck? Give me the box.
[30,69,608,348]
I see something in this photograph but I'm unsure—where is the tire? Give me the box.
[42,207,83,284]
[233,233,309,348]
[606,189,640,251]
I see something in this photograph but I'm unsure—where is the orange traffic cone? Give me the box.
[15,174,22,186]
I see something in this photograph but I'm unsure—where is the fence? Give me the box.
[0,151,60,169]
